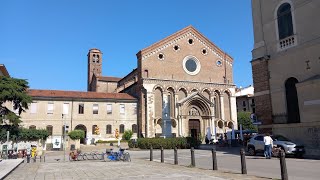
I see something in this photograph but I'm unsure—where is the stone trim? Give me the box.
[143,78,236,89]
[141,30,233,66]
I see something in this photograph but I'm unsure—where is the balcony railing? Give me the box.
[278,35,297,51]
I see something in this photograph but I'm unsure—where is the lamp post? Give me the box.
[62,114,66,162]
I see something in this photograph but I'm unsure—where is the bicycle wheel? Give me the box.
[83,153,88,160]
[123,152,131,162]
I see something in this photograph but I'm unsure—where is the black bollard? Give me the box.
[279,150,288,180]
[161,146,164,163]
[212,148,218,170]
[40,156,42,162]
[240,148,247,174]
[191,147,195,167]
[150,146,153,161]
[174,147,178,165]
[44,156,45,162]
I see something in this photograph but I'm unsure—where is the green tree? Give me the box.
[122,130,133,141]
[0,76,32,126]
[237,111,258,131]
[68,130,85,140]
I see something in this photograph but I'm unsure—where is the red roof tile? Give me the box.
[28,89,136,100]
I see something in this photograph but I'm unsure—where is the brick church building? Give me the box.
[88,26,237,140]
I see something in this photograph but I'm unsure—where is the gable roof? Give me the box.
[0,64,10,77]
[28,89,136,101]
[137,25,233,63]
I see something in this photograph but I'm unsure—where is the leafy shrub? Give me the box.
[0,125,49,142]
[68,130,85,140]
[129,137,201,149]
[122,130,133,141]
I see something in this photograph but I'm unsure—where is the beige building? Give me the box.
[89,26,238,140]
[235,85,255,114]
[251,0,320,156]
[18,90,137,145]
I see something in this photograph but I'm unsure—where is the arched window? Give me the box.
[277,3,293,39]
[132,124,138,133]
[285,77,300,123]
[106,125,112,134]
[46,125,53,136]
[119,124,125,133]
[29,125,36,129]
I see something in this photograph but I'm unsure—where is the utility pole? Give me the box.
[62,114,66,162]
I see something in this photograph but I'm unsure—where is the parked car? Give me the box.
[247,134,305,158]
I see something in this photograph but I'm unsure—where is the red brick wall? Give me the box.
[251,59,273,128]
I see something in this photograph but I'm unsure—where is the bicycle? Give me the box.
[104,148,131,162]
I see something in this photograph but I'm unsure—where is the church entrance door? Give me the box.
[189,119,200,139]
[75,124,87,144]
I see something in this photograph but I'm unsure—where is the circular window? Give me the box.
[158,53,164,60]
[188,39,194,45]
[183,55,201,75]
[173,45,180,51]
[202,48,207,55]
[216,60,222,66]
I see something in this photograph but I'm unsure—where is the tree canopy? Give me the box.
[0,76,32,126]
[237,111,258,131]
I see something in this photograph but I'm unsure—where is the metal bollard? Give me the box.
[161,146,164,163]
[240,148,247,174]
[33,156,36,163]
[212,148,218,170]
[40,156,42,162]
[191,147,195,167]
[150,146,153,161]
[44,156,45,162]
[279,150,288,180]
[174,147,178,165]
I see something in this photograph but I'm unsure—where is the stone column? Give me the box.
[174,94,179,119]
[220,96,225,121]
[230,96,237,127]
[146,91,155,138]
[162,93,172,137]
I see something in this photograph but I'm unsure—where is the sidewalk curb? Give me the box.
[1,159,24,180]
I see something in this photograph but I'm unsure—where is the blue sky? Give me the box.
[0,0,253,91]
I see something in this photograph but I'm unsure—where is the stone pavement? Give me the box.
[5,157,270,180]
[0,159,24,179]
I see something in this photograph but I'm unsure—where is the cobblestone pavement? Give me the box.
[6,157,269,180]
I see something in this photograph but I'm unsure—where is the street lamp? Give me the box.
[62,114,66,162]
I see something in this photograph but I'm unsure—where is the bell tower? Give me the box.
[87,48,102,91]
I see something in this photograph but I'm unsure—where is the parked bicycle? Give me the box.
[104,148,131,162]
[69,149,86,161]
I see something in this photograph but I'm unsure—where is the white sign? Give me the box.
[52,136,62,148]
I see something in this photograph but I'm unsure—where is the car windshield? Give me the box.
[272,135,290,141]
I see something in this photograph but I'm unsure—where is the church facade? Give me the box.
[89,26,237,140]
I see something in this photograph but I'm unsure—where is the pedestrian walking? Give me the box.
[263,133,273,159]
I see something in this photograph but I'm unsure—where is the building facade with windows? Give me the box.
[18,90,137,144]
[89,26,237,140]
[235,85,255,114]
[251,0,320,156]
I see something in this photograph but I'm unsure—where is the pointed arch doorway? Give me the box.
[189,119,200,139]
